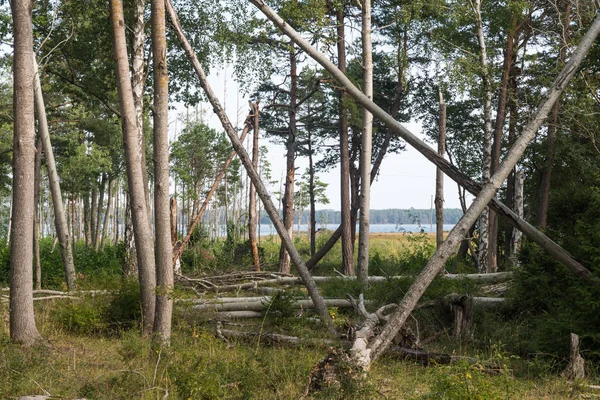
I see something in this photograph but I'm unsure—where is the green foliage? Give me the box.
[51,280,142,336]
[512,243,600,361]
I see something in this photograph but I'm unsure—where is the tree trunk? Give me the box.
[166,0,336,334]
[151,0,174,345]
[473,0,493,274]
[123,195,138,278]
[335,3,354,276]
[249,101,261,271]
[94,174,106,251]
[308,134,317,256]
[132,0,151,225]
[435,91,446,248]
[110,0,156,334]
[538,1,571,228]
[90,187,97,245]
[488,31,516,271]
[100,177,114,250]
[33,57,76,290]
[357,0,373,290]
[510,169,524,266]
[279,43,297,274]
[9,0,42,345]
[84,194,91,246]
[33,137,43,291]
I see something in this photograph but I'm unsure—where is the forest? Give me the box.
[1,0,600,398]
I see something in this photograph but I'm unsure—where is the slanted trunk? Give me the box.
[165,0,336,333]
[151,0,173,345]
[110,0,156,334]
[357,0,373,289]
[249,101,261,270]
[33,57,76,290]
[10,0,42,345]
[435,92,446,248]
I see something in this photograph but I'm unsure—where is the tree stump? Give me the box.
[449,294,473,339]
[562,333,585,381]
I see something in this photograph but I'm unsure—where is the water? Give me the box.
[258,223,456,236]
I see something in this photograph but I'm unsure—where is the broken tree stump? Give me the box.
[562,333,585,381]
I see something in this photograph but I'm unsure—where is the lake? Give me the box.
[258,223,456,236]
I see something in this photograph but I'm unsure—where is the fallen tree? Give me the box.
[250,0,600,288]
[246,0,600,376]
[176,272,513,293]
[165,0,335,333]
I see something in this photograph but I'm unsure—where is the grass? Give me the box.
[0,233,598,399]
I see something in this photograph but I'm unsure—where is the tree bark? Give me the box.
[435,91,446,248]
[10,0,42,345]
[249,101,261,271]
[335,3,354,276]
[357,0,373,290]
[151,0,173,345]
[166,0,336,334]
[110,0,156,334]
[473,0,493,273]
[33,137,43,291]
[33,58,77,290]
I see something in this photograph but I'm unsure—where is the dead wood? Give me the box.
[562,333,585,381]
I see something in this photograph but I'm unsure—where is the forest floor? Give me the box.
[1,233,599,399]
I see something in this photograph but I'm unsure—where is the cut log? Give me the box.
[217,328,340,347]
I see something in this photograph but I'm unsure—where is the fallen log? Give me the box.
[182,272,513,292]
[193,298,367,312]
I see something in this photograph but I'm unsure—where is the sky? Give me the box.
[170,69,473,212]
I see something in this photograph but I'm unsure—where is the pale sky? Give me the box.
[171,69,472,211]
